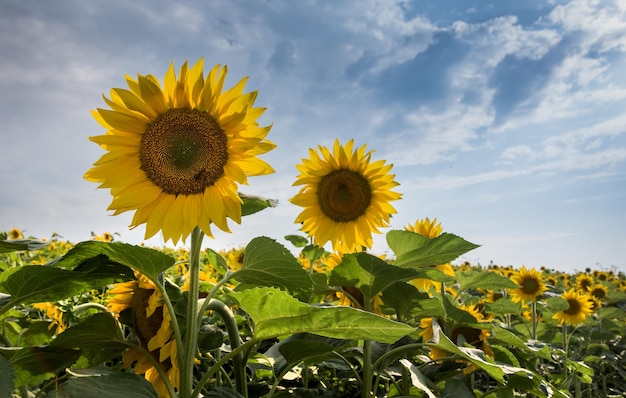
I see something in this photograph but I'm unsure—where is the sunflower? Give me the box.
[290,139,401,253]
[420,304,493,362]
[33,302,68,335]
[508,266,547,303]
[405,217,442,238]
[85,59,275,244]
[405,218,455,293]
[575,273,594,292]
[8,228,24,240]
[552,289,594,326]
[107,273,178,397]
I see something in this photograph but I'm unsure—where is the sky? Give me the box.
[1,0,625,274]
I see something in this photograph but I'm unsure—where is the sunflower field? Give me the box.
[1,60,625,397]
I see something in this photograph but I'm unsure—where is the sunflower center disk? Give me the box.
[140,108,228,195]
[317,169,372,223]
[564,299,581,315]
[521,278,540,294]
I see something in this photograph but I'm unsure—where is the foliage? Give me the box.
[1,228,624,398]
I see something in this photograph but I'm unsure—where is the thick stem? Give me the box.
[180,227,204,398]
[201,298,247,397]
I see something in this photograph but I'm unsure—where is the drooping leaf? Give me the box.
[228,287,414,343]
[0,264,133,309]
[61,372,158,398]
[240,192,278,217]
[0,355,14,398]
[0,239,49,254]
[50,240,175,278]
[234,237,312,300]
[455,269,518,291]
[386,231,479,268]
[399,359,438,398]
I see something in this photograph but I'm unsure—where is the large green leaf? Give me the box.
[51,240,175,278]
[329,253,422,302]
[0,355,14,398]
[455,269,518,291]
[386,231,479,268]
[61,373,158,398]
[0,346,81,387]
[228,287,414,343]
[0,263,133,308]
[0,239,49,254]
[234,237,312,300]
[49,313,128,368]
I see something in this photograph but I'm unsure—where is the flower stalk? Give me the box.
[179,226,204,398]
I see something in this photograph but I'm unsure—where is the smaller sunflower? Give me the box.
[107,273,178,397]
[552,289,594,326]
[575,274,594,292]
[290,139,401,253]
[509,266,547,303]
[404,217,442,238]
[405,218,455,293]
[33,302,68,335]
[8,228,24,240]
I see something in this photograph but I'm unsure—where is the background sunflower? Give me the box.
[290,138,401,253]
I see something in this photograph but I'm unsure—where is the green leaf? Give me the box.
[0,264,133,308]
[456,269,518,291]
[386,231,479,268]
[234,237,312,301]
[381,282,430,320]
[240,192,278,217]
[0,355,14,398]
[0,239,49,254]
[546,296,569,312]
[399,359,438,398]
[484,298,523,317]
[228,287,414,343]
[278,340,338,365]
[49,313,127,368]
[61,373,158,398]
[0,346,81,387]
[329,253,429,302]
[51,240,175,278]
[284,235,309,248]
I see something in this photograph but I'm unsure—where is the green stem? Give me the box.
[180,227,204,398]
[531,300,537,340]
[192,338,261,398]
[199,298,246,397]
[361,297,373,398]
[562,323,569,381]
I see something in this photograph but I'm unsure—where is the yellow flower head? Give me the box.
[290,139,401,253]
[552,289,594,326]
[509,266,547,303]
[85,59,276,244]
[107,273,178,396]
[575,273,594,292]
[8,228,24,240]
[405,217,442,238]
[33,302,67,335]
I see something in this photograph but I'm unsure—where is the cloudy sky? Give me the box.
[1,0,625,273]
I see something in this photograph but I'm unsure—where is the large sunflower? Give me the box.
[552,289,594,326]
[290,139,401,253]
[85,59,275,244]
[107,273,178,397]
[508,266,547,303]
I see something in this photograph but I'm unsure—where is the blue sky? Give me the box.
[1,0,625,273]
